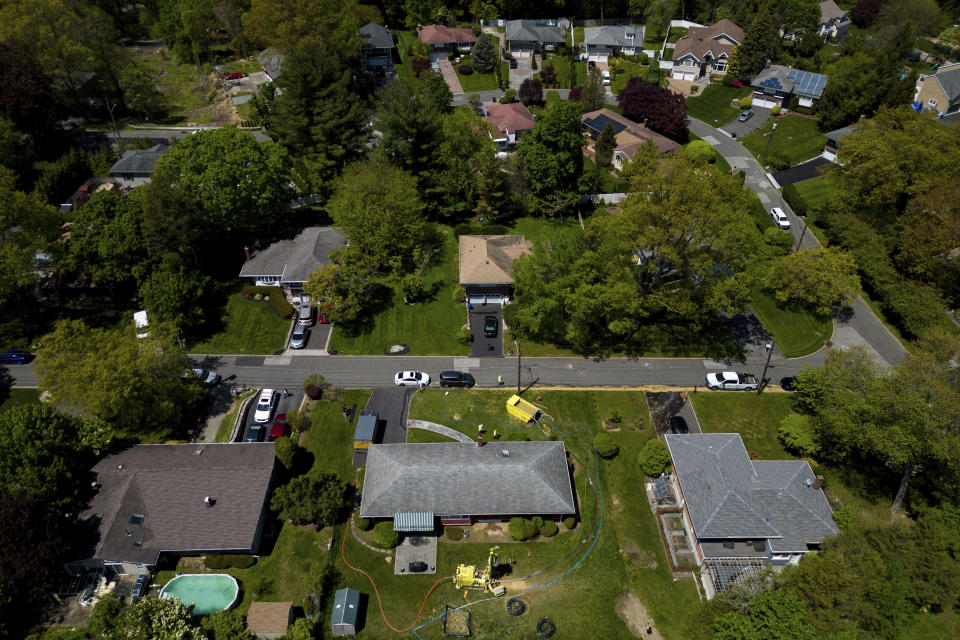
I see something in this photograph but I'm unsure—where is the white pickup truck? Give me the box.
[705,371,760,390]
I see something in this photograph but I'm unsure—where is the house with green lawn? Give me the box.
[239,226,346,296]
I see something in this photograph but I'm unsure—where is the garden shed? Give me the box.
[331,588,362,636]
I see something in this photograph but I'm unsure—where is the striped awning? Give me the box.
[393,512,434,532]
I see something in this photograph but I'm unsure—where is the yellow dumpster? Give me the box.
[506,395,541,423]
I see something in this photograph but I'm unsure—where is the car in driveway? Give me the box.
[253,389,277,423]
[509,58,518,69]
[705,371,759,390]
[190,368,221,386]
[298,303,314,326]
[289,324,308,349]
[439,371,475,387]
[269,414,290,440]
[394,371,430,388]
[737,109,754,122]
[245,424,265,442]
[483,315,499,338]
[770,207,791,229]
[224,72,244,80]
[669,416,689,434]
[0,350,31,364]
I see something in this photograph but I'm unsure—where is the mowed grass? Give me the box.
[128,46,217,125]
[685,83,751,125]
[610,60,650,93]
[330,228,465,355]
[750,285,833,358]
[691,392,795,460]
[188,292,290,355]
[741,114,826,167]
[405,389,702,640]
[792,174,834,211]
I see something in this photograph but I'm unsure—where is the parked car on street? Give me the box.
[269,414,290,440]
[394,371,430,388]
[770,207,791,229]
[483,315,499,338]
[254,389,277,423]
[705,372,759,390]
[779,376,798,391]
[737,110,754,122]
[245,424,265,442]
[190,368,221,386]
[289,324,308,349]
[439,371,476,387]
[0,350,31,364]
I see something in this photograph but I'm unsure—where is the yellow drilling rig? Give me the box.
[453,546,507,596]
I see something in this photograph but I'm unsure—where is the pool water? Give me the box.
[159,574,239,615]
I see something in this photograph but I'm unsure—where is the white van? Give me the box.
[601,69,611,86]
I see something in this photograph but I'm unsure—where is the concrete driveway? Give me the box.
[437,60,464,95]
[469,304,503,357]
[510,56,533,89]
[224,71,269,95]
[239,388,303,442]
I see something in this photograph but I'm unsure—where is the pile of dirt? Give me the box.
[616,590,662,639]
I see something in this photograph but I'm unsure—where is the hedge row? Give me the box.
[203,554,256,569]
[241,285,295,318]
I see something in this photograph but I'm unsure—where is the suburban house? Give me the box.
[915,62,960,116]
[239,226,347,294]
[583,25,644,60]
[69,443,277,577]
[247,602,294,639]
[580,109,681,168]
[482,102,536,151]
[258,48,284,83]
[822,123,858,161]
[359,441,576,531]
[671,19,743,82]
[417,24,476,52]
[458,234,532,305]
[750,63,829,108]
[505,20,565,54]
[108,144,169,184]
[818,0,851,39]
[664,433,839,596]
[359,22,395,73]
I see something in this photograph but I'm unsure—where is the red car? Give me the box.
[269,414,290,440]
[318,303,331,324]
[224,72,244,80]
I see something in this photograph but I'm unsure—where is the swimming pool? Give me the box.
[159,574,239,615]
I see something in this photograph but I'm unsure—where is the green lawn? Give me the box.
[791,175,834,212]
[610,60,649,94]
[667,28,688,44]
[685,84,751,126]
[0,388,40,414]
[750,285,833,358]
[128,46,217,125]
[188,292,290,355]
[740,115,827,167]
[582,155,631,193]
[330,228,465,355]
[455,59,500,91]
[644,29,666,49]
[691,392,795,460]
[540,54,586,88]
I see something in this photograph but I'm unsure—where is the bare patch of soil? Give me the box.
[621,543,657,569]
[616,590,662,639]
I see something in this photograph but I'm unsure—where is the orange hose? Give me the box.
[340,521,449,633]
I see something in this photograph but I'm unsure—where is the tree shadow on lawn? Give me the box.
[335,282,395,338]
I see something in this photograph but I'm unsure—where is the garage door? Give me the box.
[752,97,777,109]
[674,71,695,81]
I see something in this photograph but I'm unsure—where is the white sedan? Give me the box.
[394,371,430,388]
[770,207,791,229]
[254,389,277,423]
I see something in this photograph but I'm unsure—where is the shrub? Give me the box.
[240,285,294,318]
[518,78,543,105]
[482,224,510,235]
[456,327,473,345]
[530,55,538,70]
[778,414,818,456]
[453,284,466,304]
[274,436,297,470]
[373,521,400,548]
[303,373,325,400]
[637,439,671,477]
[524,519,538,539]
[563,516,576,530]
[532,515,544,529]
[608,410,622,424]
[500,88,517,103]
[445,526,463,540]
[355,515,373,531]
[447,51,456,61]
[204,554,256,569]
[454,222,477,236]
[740,96,752,108]
[833,505,853,530]
[539,521,559,537]
[540,64,557,86]
[764,227,794,255]
[593,432,619,458]
[509,517,529,541]
[458,64,474,75]
[412,57,431,76]
[568,86,583,101]
[502,49,514,60]
[770,105,781,116]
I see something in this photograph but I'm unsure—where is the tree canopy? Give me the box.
[515,100,584,215]
[617,78,688,141]
[764,247,861,315]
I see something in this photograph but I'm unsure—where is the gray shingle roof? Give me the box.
[665,434,838,549]
[936,65,960,100]
[583,25,643,48]
[359,441,576,518]
[239,227,347,283]
[505,20,564,44]
[258,48,284,81]
[82,443,276,565]
[109,144,168,176]
[360,23,394,50]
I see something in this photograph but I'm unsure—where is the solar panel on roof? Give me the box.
[787,68,828,98]
[759,76,783,90]
[585,114,627,134]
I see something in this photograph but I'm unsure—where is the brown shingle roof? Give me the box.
[247,602,293,633]
[417,25,476,45]
[458,235,532,285]
[671,19,743,64]
[483,102,536,134]
[580,109,681,156]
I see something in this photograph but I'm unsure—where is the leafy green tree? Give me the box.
[89,592,125,637]
[268,43,369,195]
[684,139,714,164]
[122,596,204,640]
[516,100,584,215]
[242,0,369,51]
[0,43,63,145]
[815,54,903,132]
[303,259,376,328]
[734,5,780,81]
[645,0,676,39]
[637,439,671,476]
[714,589,817,640]
[138,253,212,333]
[508,516,529,541]
[270,472,346,527]
[200,610,250,640]
[593,432,619,458]
[120,65,167,121]
[778,413,818,457]
[471,33,497,73]
[34,320,205,438]
[0,168,59,307]
[595,123,616,169]
[435,108,509,221]
[764,247,861,315]
[896,177,960,295]
[273,436,298,470]
[770,0,821,37]
[285,618,315,640]
[326,160,426,271]
[581,66,606,111]
[518,78,543,105]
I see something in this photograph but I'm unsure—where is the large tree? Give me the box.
[0,168,60,307]
[122,596,205,640]
[270,472,346,527]
[734,5,781,81]
[34,320,206,438]
[896,177,960,296]
[515,100,584,216]
[0,43,63,144]
[617,77,688,141]
[764,247,861,315]
[471,33,497,73]
[242,0,374,52]
[268,43,369,195]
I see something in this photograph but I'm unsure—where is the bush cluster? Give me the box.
[539,521,558,537]
[240,285,294,318]
[458,64,473,75]
[373,521,400,548]
[637,439,671,477]
[508,517,539,541]
[203,554,256,569]
[355,515,373,531]
[593,432,619,458]
[563,516,577,530]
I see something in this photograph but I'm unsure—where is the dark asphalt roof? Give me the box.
[82,443,276,565]
[360,23,394,50]
[239,226,347,283]
[109,144,168,176]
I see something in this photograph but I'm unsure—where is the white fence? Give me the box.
[581,193,629,205]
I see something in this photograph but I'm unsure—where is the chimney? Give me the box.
[244,246,251,261]
[765,58,771,69]
[812,475,824,489]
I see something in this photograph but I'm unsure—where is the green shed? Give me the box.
[331,588,362,636]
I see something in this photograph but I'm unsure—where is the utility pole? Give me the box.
[794,217,809,251]
[758,339,775,394]
[104,98,123,153]
[762,121,777,168]
[515,339,521,394]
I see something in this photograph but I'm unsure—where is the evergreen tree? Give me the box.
[595,123,616,168]
[735,5,780,81]
[471,33,497,73]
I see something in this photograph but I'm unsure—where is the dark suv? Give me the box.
[439,371,476,388]
[483,315,499,338]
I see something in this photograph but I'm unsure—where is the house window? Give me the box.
[714,61,727,72]
[928,98,938,107]
[685,59,695,67]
